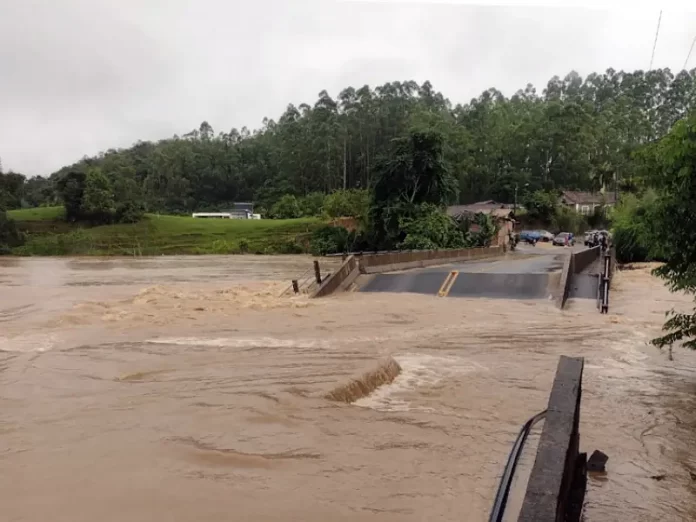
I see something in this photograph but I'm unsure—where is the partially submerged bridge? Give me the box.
[359,251,564,300]
[310,243,614,310]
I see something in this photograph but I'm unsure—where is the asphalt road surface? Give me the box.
[360,251,565,299]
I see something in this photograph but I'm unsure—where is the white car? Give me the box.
[536,230,554,242]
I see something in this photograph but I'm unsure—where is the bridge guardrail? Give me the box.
[598,248,614,314]
[489,410,547,522]
[517,356,587,522]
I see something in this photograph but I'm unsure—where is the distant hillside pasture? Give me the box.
[10,208,322,256]
[8,206,65,221]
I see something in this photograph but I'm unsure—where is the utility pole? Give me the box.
[343,136,347,190]
[514,183,529,211]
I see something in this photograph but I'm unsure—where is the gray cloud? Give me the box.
[1,0,694,175]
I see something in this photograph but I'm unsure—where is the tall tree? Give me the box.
[10,67,696,214]
[641,113,696,349]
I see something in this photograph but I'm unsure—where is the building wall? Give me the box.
[495,219,514,247]
[569,202,614,216]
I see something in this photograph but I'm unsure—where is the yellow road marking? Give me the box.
[438,270,459,297]
[437,272,453,296]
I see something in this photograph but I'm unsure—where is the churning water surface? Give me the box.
[1,256,695,521]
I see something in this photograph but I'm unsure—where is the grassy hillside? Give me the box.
[8,206,66,221]
[9,207,322,256]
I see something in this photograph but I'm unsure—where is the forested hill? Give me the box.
[7,67,696,212]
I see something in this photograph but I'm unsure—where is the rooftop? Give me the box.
[447,201,515,220]
[561,191,616,205]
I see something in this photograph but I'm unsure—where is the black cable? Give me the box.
[649,10,663,71]
[684,36,696,71]
[489,410,547,522]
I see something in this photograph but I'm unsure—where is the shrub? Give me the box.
[270,195,301,219]
[0,210,24,251]
[115,200,145,224]
[552,205,586,234]
[323,189,370,219]
[524,190,557,222]
[399,234,439,250]
[399,203,466,250]
[611,192,660,264]
[298,192,325,217]
[309,225,351,256]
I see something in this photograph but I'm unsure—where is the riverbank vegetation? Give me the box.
[612,113,696,350]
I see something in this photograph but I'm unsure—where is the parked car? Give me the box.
[553,232,575,246]
[519,230,541,244]
[536,230,554,242]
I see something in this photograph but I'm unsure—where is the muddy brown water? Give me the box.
[1,256,696,521]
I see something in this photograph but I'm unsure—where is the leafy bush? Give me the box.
[399,203,466,250]
[270,194,301,219]
[309,225,351,256]
[0,210,24,251]
[323,189,370,219]
[115,200,145,224]
[611,192,660,264]
[56,168,141,225]
[470,213,498,247]
[399,234,439,250]
[298,192,325,217]
[238,239,250,253]
[524,190,557,222]
[552,205,586,234]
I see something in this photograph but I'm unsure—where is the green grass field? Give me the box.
[9,207,322,256]
[8,206,66,221]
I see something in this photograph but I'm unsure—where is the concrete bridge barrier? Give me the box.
[490,356,587,522]
[311,246,504,298]
[311,255,359,298]
[358,246,503,274]
[572,246,601,274]
[556,247,601,309]
[517,356,586,522]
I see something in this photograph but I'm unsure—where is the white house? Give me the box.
[561,191,616,215]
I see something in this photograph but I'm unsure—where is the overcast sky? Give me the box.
[1,0,695,176]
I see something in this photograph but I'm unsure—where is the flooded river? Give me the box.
[1,256,695,521]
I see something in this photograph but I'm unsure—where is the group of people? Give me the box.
[588,231,609,251]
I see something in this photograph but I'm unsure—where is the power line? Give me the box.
[649,10,663,71]
[684,36,696,71]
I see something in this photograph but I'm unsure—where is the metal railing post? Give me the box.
[313,260,322,285]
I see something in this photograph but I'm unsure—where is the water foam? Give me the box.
[0,334,57,353]
[145,337,333,349]
[354,353,488,412]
